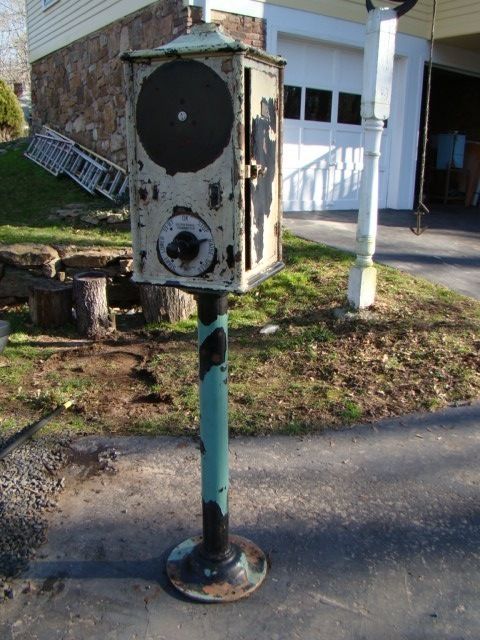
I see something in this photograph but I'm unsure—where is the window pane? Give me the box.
[284,85,301,120]
[338,92,362,125]
[305,88,332,122]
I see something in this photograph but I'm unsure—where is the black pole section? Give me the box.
[0,401,73,461]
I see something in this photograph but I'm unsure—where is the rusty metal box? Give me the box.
[122,23,285,293]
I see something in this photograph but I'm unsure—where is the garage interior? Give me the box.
[418,66,480,209]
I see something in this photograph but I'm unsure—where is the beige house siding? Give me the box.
[436,0,480,38]
[26,0,480,63]
[26,0,159,62]
[252,0,433,38]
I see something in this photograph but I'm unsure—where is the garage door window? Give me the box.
[284,86,364,127]
[284,85,302,119]
[338,92,362,125]
[305,88,332,123]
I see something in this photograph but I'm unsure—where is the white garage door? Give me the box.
[279,36,392,212]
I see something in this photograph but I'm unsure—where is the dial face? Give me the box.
[157,214,216,277]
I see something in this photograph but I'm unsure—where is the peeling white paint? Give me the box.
[124,25,285,293]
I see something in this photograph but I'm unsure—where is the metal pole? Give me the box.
[197,292,230,559]
[166,292,268,602]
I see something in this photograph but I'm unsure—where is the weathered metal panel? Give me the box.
[244,58,283,289]
[127,54,241,291]
[124,24,285,293]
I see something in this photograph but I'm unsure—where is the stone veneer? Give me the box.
[30,1,266,169]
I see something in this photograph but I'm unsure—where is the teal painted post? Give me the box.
[166,291,268,601]
[197,293,230,559]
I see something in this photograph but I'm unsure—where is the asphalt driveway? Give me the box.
[284,206,480,299]
[1,403,479,640]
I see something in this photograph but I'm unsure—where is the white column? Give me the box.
[348,8,398,309]
[202,0,212,22]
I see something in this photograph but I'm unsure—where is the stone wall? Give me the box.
[0,243,137,307]
[30,0,202,168]
[30,1,266,169]
[211,10,266,49]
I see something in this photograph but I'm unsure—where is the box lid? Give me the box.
[121,23,285,66]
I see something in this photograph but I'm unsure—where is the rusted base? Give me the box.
[166,534,267,602]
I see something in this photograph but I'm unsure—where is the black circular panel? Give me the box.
[136,60,234,175]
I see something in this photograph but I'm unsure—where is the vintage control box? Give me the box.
[122,23,285,293]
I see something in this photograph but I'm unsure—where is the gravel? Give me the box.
[0,435,70,603]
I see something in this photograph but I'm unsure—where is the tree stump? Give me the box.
[73,271,110,338]
[29,282,73,329]
[139,285,195,324]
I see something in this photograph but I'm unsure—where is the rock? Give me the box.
[0,435,69,582]
[41,259,61,279]
[0,268,52,300]
[55,209,84,219]
[110,133,124,152]
[106,213,125,224]
[61,247,131,268]
[72,114,85,134]
[0,244,60,268]
[118,258,133,275]
[260,324,280,335]
[51,244,76,259]
[80,215,100,225]
[65,265,122,278]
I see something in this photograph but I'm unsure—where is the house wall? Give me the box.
[30,0,202,166]
[28,0,461,63]
[27,0,480,211]
[27,0,165,63]
[186,0,434,39]
[210,10,265,48]
[30,1,266,167]
[436,0,480,39]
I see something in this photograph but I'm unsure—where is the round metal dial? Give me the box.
[136,59,234,175]
[157,214,216,277]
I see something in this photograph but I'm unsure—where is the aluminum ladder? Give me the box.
[24,128,74,177]
[24,127,129,203]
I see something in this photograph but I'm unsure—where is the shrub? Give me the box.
[0,79,25,142]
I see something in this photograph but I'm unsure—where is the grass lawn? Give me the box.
[0,140,479,440]
[0,142,131,247]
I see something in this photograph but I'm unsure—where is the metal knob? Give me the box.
[166,231,200,261]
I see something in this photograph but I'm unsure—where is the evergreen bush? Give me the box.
[0,79,25,142]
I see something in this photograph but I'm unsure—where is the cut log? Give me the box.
[29,282,73,329]
[73,271,110,338]
[139,285,195,324]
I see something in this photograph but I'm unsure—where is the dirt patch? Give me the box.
[0,234,479,438]
[32,340,180,430]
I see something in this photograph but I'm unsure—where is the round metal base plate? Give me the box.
[166,534,268,603]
